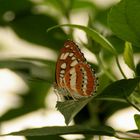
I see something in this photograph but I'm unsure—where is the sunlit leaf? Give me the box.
[56,98,92,125]
[134,114,140,131]
[72,0,96,10]
[123,42,135,71]
[44,0,66,16]
[47,24,117,55]
[96,78,140,101]
[108,0,140,47]
[115,130,140,140]
[26,135,65,140]
[3,125,115,137]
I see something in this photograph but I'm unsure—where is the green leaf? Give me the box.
[123,42,135,71]
[72,0,96,10]
[26,135,65,140]
[136,62,140,76]
[96,78,140,102]
[0,0,33,25]
[0,0,67,48]
[115,130,140,140]
[10,14,66,49]
[56,98,93,125]
[134,114,140,131]
[0,58,55,82]
[3,125,115,137]
[47,24,117,55]
[108,0,140,47]
[107,36,125,54]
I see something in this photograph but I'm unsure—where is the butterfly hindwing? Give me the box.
[64,62,97,98]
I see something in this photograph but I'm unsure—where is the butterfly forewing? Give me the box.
[55,40,97,99]
[56,40,86,88]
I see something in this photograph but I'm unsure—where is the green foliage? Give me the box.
[56,98,92,125]
[48,24,117,55]
[108,0,140,46]
[0,0,140,140]
[97,78,140,101]
[3,125,115,137]
[26,135,65,140]
[55,78,140,125]
[134,114,140,131]
[123,42,135,71]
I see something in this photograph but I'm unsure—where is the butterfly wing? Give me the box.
[64,62,97,98]
[55,40,86,88]
[55,40,98,100]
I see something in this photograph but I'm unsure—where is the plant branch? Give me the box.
[115,56,127,79]
[126,97,140,112]
[115,130,140,139]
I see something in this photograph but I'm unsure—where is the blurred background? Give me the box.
[0,0,139,140]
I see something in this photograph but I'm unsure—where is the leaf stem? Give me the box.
[115,130,140,139]
[47,24,117,55]
[115,56,127,79]
[126,97,140,112]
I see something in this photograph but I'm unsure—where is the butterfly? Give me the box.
[54,40,98,100]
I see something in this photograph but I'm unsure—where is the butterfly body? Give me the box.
[55,40,98,100]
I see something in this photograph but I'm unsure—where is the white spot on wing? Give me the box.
[60,52,69,60]
[65,45,69,48]
[70,68,77,90]
[60,74,64,77]
[83,80,87,84]
[70,68,75,75]
[61,63,66,69]
[60,53,64,60]
[70,60,78,67]
[70,77,76,88]
[71,56,76,60]
[81,67,88,95]
[83,84,87,89]
[84,75,87,79]
[60,70,65,74]
[69,53,74,57]
[60,78,63,84]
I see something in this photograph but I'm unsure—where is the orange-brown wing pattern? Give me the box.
[55,40,98,99]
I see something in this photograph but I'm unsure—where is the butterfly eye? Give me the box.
[55,40,98,100]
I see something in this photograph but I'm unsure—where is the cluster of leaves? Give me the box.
[0,0,140,139]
